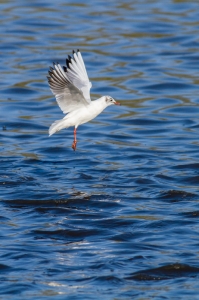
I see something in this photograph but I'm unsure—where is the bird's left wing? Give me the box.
[48,63,89,114]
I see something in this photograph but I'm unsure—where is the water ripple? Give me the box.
[1,0,199,299]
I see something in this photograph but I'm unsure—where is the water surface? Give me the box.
[1,0,199,299]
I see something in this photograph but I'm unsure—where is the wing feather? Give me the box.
[73,51,86,76]
[77,50,88,75]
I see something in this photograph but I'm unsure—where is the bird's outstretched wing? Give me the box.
[47,50,92,114]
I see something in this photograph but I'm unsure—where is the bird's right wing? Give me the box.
[47,62,89,114]
[63,50,92,103]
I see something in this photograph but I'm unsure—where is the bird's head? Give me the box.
[105,96,120,106]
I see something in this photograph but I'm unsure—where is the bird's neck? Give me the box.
[94,97,107,110]
[89,97,107,116]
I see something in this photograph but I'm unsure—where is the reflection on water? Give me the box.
[1,0,199,298]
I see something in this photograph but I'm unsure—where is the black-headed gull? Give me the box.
[47,50,120,151]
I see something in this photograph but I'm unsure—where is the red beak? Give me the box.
[114,101,121,106]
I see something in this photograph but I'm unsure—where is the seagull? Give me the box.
[47,50,120,151]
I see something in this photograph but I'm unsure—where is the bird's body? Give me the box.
[49,97,107,136]
[48,50,120,150]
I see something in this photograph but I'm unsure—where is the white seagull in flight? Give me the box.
[47,50,120,151]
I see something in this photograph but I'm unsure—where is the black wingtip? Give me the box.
[77,49,80,52]
[63,66,67,72]
[73,50,75,54]
[66,58,70,69]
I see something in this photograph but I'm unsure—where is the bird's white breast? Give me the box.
[65,97,106,127]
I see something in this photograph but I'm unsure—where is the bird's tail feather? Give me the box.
[49,119,69,136]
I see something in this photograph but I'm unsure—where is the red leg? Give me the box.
[72,128,77,151]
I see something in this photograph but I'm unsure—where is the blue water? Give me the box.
[1,0,199,298]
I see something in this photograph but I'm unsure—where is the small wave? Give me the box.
[159,190,196,201]
[126,263,199,281]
